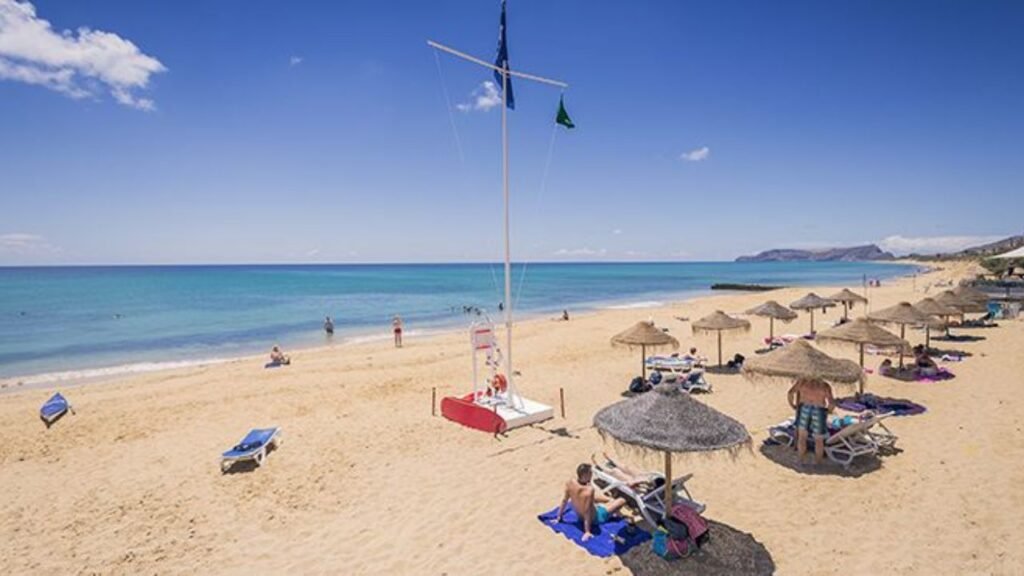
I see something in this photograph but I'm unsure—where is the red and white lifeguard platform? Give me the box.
[440,320,553,434]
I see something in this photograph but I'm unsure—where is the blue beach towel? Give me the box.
[537,506,650,558]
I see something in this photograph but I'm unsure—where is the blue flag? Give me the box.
[494,0,514,109]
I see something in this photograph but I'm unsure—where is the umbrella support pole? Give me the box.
[858,344,865,396]
[769,318,774,340]
[641,344,646,380]
[717,331,723,367]
[899,325,906,369]
[664,452,672,521]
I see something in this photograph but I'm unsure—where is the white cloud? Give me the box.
[290,55,303,66]
[305,248,320,257]
[455,81,501,112]
[878,235,1006,256]
[0,0,165,110]
[0,232,59,253]
[553,247,607,257]
[680,146,710,162]
[612,228,622,235]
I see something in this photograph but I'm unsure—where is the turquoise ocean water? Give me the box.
[0,262,917,382]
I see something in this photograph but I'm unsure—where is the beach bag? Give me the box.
[661,504,709,558]
[629,377,651,394]
[649,371,663,385]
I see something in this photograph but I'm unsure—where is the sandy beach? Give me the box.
[1,260,1022,575]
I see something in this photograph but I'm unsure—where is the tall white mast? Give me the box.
[427,28,567,407]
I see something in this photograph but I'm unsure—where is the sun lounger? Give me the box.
[40,392,71,426]
[646,356,693,372]
[680,371,711,394]
[221,427,282,473]
[592,464,705,527]
[766,413,897,468]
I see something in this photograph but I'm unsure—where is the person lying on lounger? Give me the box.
[269,345,291,365]
[553,463,627,542]
[679,347,707,367]
[591,452,657,488]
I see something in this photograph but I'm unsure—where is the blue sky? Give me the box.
[1,0,1021,265]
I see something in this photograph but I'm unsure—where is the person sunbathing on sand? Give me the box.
[914,345,938,375]
[270,345,291,365]
[553,463,627,542]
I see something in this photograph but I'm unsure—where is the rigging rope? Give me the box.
[513,119,560,311]
[432,49,466,165]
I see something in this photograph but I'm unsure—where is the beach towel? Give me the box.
[837,394,926,416]
[917,368,954,382]
[537,506,650,558]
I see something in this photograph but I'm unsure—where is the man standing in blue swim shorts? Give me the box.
[788,378,835,464]
[553,463,627,541]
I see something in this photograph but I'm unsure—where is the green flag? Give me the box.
[556,95,575,129]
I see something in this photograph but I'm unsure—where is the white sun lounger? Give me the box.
[592,465,705,527]
[680,371,712,394]
[767,413,897,469]
[646,356,694,372]
[221,427,282,473]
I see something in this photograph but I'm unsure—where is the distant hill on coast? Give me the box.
[736,244,895,263]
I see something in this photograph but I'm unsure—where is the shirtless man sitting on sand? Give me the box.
[787,377,835,465]
[553,463,627,541]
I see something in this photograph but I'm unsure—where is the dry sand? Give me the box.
[1,261,1022,575]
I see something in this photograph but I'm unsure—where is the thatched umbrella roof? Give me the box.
[914,297,960,349]
[595,386,750,455]
[611,321,679,379]
[914,298,959,318]
[828,288,868,320]
[790,293,836,310]
[789,293,836,333]
[827,288,868,304]
[742,339,864,385]
[747,300,798,340]
[868,302,932,325]
[934,290,988,314]
[692,311,750,367]
[746,300,798,321]
[816,318,906,394]
[594,386,750,519]
[692,310,751,333]
[817,318,908,349]
[611,321,679,348]
[867,302,933,368]
[953,285,991,305]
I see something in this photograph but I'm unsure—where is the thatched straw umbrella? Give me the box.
[742,339,864,387]
[594,386,749,520]
[867,302,932,368]
[953,285,991,306]
[691,311,751,367]
[827,288,869,321]
[611,321,679,379]
[746,300,798,340]
[934,290,987,315]
[914,297,959,349]
[789,293,836,333]
[816,319,908,395]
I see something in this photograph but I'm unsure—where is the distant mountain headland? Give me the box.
[735,244,895,263]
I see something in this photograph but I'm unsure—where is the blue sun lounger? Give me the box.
[40,392,71,426]
[221,427,282,473]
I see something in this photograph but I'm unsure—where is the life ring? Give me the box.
[491,373,508,393]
